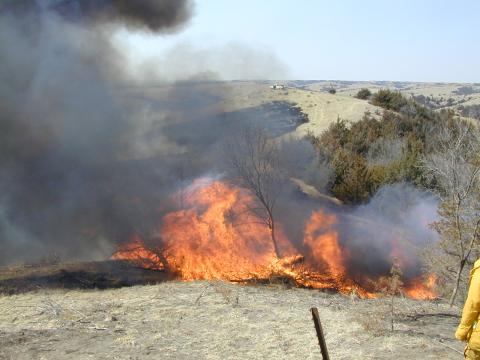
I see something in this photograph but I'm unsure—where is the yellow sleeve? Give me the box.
[456,265,480,341]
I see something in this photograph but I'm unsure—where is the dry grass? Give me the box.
[222,83,381,137]
[120,80,480,161]
[0,280,464,359]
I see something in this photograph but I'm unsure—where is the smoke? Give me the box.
[339,183,439,280]
[269,180,439,285]
[128,42,291,82]
[0,0,438,279]
[0,0,195,264]
[1,0,193,32]
[0,0,291,265]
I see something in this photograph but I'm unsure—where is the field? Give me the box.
[0,267,465,360]
[221,82,381,137]
[126,80,480,145]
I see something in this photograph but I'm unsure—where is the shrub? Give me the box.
[346,115,382,155]
[330,149,373,203]
[328,88,336,94]
[370,89,408,112]
[317,117,349,155]
[355,88,372,100]
[307,91,457,203]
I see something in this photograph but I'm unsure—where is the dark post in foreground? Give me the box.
[311,307,330,360]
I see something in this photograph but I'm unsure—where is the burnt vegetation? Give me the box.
[0,260,169,295]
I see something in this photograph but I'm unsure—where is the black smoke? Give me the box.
[1,0,193,32]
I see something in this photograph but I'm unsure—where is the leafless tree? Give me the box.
[422,120,480,305]
[225,125,286,258]
[366,137,406,166]
[388,260,403,332]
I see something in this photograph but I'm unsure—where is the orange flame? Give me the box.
[112,178,437,300]
[112,234,164,270]
[304,210,345,279]
[404,274,437,300]
[160,179,277,280]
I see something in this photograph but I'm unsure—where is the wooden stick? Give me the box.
[311,307,330,360]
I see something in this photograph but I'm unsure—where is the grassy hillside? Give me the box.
[121,80,479,150]
[302,81,480,114]
[221,82,381,136]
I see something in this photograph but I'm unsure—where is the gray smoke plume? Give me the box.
[0,1,195,265]
[0,0,292,266]
[339,183,439,282]
[131,42,291,82]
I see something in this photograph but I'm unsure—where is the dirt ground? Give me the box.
[0,280,465,359]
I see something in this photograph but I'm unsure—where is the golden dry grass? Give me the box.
[0,281,464,359]
[221,82,381,137]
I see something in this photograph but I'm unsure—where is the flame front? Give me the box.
[160,179,277,280]
[112,234,164,271]
[404,274,437,300]
[304,210,345,279]
[112,178,437,299]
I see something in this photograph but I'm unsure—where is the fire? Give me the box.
[159,179,277,280]
[300,210,377,298]
[112,235,164,271]
[112,178,437,300]
[304,210,345,279]
[404,274,437,300]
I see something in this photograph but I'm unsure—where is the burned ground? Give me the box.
[0,261,169,296]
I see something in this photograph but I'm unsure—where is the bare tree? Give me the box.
[387,259,403,332]
[226,125,286,258]
[366,137,406,166]
[422,120,480,305]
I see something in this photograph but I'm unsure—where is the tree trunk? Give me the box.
[450,260,466,307]
[391,295,394,332]
[269,218,281,258]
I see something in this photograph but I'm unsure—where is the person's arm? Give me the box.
[456,266,480,341]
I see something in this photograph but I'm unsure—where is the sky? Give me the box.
[119,0,480,82]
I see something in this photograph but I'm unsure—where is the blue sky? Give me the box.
[122,0,480,82]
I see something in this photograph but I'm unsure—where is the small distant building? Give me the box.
[270,83,286,90]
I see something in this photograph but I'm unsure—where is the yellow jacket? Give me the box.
[456,259,480,349]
